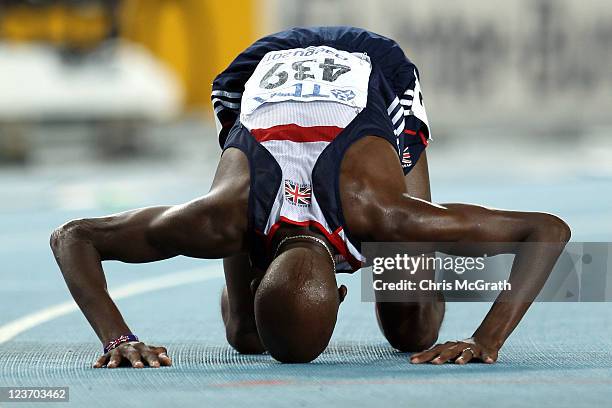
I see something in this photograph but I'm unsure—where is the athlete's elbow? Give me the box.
[50,219,91,255]
[534,213,571,243]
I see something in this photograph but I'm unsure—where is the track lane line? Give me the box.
[0,264,223,344]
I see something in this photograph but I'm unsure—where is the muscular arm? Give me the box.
[373,196,571,360]
[50,196,245,346]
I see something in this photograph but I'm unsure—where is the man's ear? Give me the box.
[338,284,348,303]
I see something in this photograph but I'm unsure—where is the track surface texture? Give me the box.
[1,133,611,407]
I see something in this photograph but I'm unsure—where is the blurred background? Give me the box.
[0,0,610,238]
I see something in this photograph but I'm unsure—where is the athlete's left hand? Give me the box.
[409,338,498,365]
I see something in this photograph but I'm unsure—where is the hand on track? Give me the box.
[93,342,172,368]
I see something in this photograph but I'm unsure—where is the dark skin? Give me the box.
[371,150,445,353]
[51,136,570,367]
[220,236,347,356]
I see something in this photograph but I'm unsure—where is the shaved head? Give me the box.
[254,242,342,363]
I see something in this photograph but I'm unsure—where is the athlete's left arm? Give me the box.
[368,196,571,364]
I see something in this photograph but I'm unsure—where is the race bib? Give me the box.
[241,46,371,116]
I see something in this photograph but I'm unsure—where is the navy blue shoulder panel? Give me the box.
[223,123,283,269]
[223,122,282,242]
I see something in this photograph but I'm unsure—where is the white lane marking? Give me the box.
[0,264,223,344]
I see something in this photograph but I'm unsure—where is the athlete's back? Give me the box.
[212,27,433,271]
[212,26,430,159]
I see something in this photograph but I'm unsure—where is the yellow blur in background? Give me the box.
[0,0,257,111]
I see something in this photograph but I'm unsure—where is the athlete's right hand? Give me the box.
[93,342,172,368]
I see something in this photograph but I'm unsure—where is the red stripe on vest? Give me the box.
[251,124,343,143]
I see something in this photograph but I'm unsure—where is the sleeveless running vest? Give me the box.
[214,27,431,272]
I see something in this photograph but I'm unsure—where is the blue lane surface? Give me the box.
[1,137,611,408]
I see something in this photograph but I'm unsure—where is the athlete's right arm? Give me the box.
[50,197,245,367]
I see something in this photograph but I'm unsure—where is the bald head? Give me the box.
[254,244,341,363]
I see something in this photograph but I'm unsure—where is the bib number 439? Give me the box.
[260,58,351,89]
